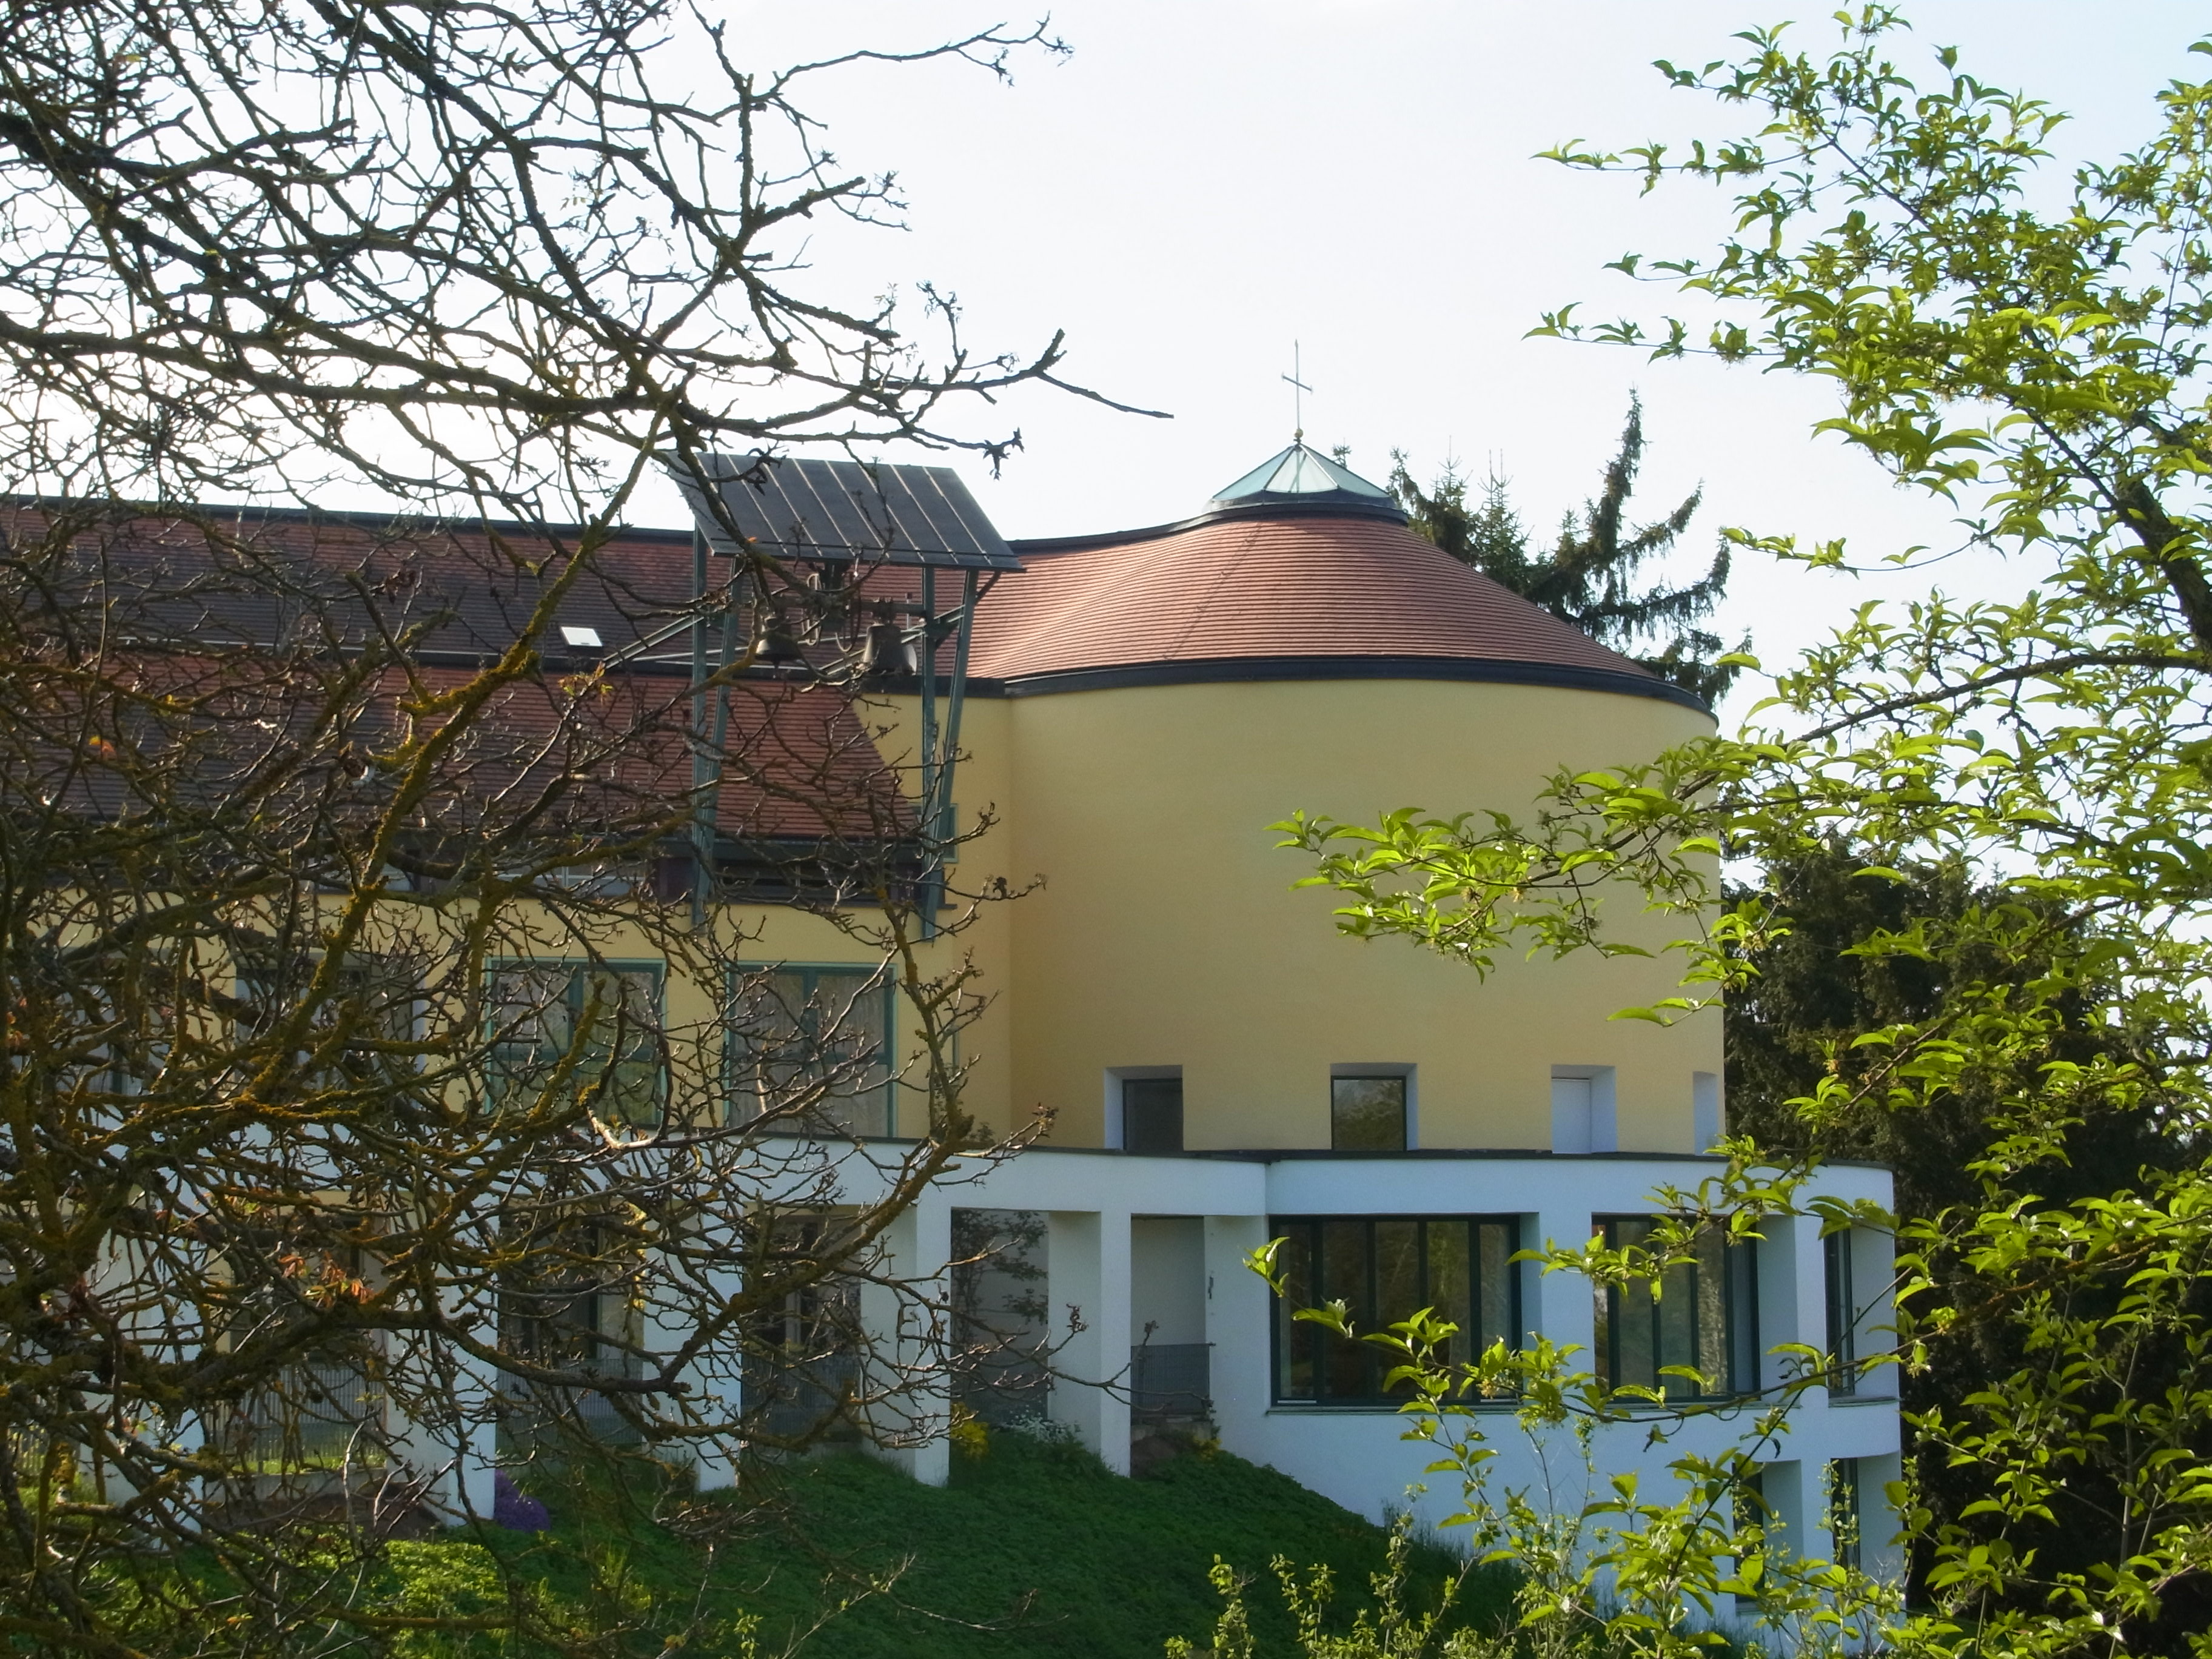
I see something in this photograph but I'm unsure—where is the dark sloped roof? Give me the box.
[672,452,1019,570]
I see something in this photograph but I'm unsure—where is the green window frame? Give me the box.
[487,960,666,1126]
[1269,1215,1521,1405]
[731,963,897,1138]
[1592,1215,1760,1401]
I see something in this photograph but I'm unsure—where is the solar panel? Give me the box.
[669,452,1022,571]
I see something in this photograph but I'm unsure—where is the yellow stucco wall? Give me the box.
[945,677,1721,1153]
[781,692,1021,1139]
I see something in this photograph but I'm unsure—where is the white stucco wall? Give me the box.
[802,1139,1900,1584]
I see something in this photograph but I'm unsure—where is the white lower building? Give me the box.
[802,1141,1900,1586]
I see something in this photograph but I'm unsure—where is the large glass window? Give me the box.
[488,962,664,1125]
[1331,1075,1407,1151]
[1592,1216,1760,1399]
[745,1210,863,1443]
[496,1214,645,1448]
[1271,1216,1520,1404]
[1122,1076,1184,1154]
[732,964,895,1137]
[1824,1228,1858,1396]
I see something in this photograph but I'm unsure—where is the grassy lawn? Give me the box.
[395,1432,1511,1659]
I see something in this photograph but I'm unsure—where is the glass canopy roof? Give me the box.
[1212,443,1394,504]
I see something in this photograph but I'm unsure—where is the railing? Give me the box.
[743,1353,862,1444]
[242,1357,384,1471]
[1130,1342,1210,1424]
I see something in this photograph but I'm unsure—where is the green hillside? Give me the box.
[397,1432,1510,1659]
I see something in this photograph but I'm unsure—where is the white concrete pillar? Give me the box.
[1527,1204,1598,1359]
[1849,1224,1897,1397]
[1047,1208,1132,1474]
[1857,1450,1906,1588]
[1203,1215,1272,1458]
[407,1281,502,1518]
[640,1252,741,1492]
[688,1261,745,1492]
[1761,1211,1828,1397]
[446,1357,501,1518]
[1758,1456,1812,1563]
[860,1187,953,1486]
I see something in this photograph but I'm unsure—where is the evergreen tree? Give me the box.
[1722,845,2204,1632]
[1390,397,1744,704]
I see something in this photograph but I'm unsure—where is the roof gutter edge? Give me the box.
[962,654,1712,713]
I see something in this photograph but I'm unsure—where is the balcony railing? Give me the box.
[1130,1342,1210,1424]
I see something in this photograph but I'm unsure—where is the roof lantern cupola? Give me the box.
[1203,441,1408,527]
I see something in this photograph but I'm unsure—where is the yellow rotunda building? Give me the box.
[686,441,1900,1576]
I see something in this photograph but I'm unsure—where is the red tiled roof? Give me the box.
[0,503,916,843]
[967,514,1664,687]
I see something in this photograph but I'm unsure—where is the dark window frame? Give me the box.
[1824,1228,1858,1397]
[1268,1214,1522,1407]
[1828,1456,1863,1572]
[1120,1074,1184,1155]
[1330,1074,1409,1151]
[1592,1214,1760,1401]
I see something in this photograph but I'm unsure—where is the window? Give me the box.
[745,1211,863,1441]
[1825,1228,1858,1396]
[1734,1463,1769,1541]
[496,1215,646,1447]
[1331,1075,1407,1151]
[236,952,418,1094]
[1592,1216,1759,1399]
[733,964,895,1137]
[1270,1216,1520,1404]
[1828,1458,1862,1571]
[489,962,665,1125]
[1122,1076,1184,1155]
[229,1247,387,1473]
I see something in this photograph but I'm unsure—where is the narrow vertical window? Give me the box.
[1828,1458,1862,1571]
[1121,1076,1184,1154]
[1825,1228,1857,1396]
[1734,1464,1769,1543]
[1727,1223,1763,1395]
[1331,1076,1407,1151]
[1274,1224,1317,1402]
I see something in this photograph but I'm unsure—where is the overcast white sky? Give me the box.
[674,3,2207,718]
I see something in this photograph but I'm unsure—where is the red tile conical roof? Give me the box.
[968,511,1704,710]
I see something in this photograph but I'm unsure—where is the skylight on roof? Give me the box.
[1212,442,1393,503]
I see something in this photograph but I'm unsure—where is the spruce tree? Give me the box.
[1390,397,1743,703]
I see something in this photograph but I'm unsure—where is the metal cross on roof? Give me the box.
[1282,341,1313,444]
